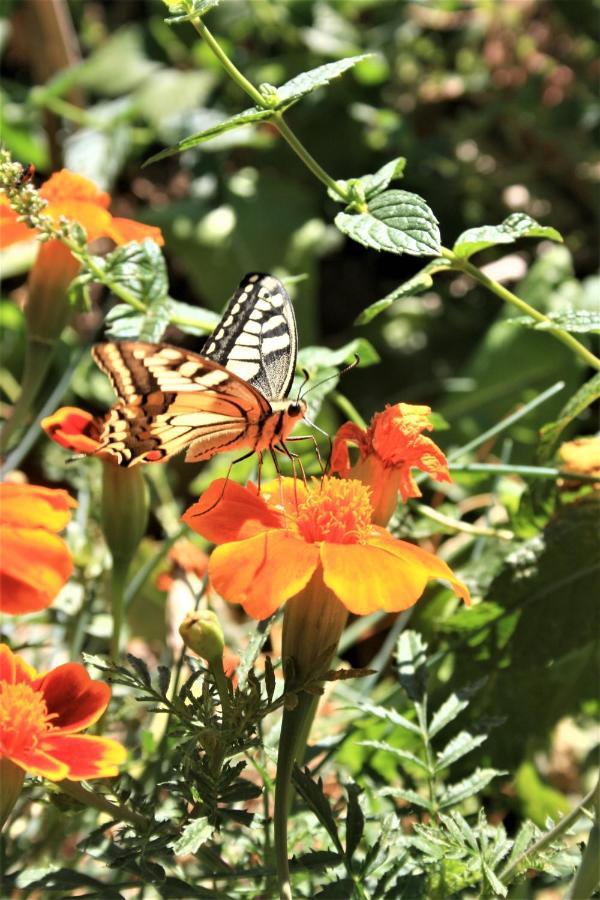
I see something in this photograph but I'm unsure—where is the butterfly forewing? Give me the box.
[202,273,297,401]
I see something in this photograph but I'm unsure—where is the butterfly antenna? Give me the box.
[299,354,360,402]
[295,368,310,403]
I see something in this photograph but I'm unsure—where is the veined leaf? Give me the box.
[359,740,430,774]
[328,157,406,204]
[395,630,428,702]
[453,213,563,260]
[336,190,441,257]
[428,693,470,738]
[275,54,372,107]
[538,373,600,462]
[145,108,274,164]
[358,701,421,736]
[435,731,487,771]
[380,786,433,812]
[170,816,214,856]
[103,238,168,306]
[509,309,600,334]
[292,766,344,853]
[438,769,505,809]
[482,861,508,898]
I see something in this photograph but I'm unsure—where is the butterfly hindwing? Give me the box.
[91,341,272,466]
[202,273,297,401]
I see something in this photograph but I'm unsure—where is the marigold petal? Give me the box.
[209,530,319,619]
[183,479,284,544]
[45,200,115,243]
[0,196,33,247]
[8,747,69,781]
[330,422,371,476]
[40,170,111,207]
[0,527,73,614]
[33,663,111,732]
[320,540,430,615]
[108,217,164,246]
[0,644,38,685]
[0,483,77,531]
[39,734,126,779]
[41,407,101,454]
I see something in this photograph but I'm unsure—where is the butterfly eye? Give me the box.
[288,403,303,417]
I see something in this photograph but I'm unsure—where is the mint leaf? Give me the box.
[509,309,600,334]
[276,54,372,107]
[144,108,274,164]
[538,373,600,463]
[328,156,406,204]
[336,190,441,258]
[355,258,450,325]
[453,213,563,260]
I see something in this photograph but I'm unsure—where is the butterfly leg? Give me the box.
[196,449,258,516]
[285,433,327,476]
[274,441,308,490]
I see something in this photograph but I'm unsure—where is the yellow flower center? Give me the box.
[0,682,53,754]
[296,477,372,544]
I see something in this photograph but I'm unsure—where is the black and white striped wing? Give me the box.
[202,273,298,402]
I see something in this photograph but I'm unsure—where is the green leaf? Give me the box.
[104,239,168,307]
[395,630,428,702]
[144,108,274,164]
[453,213,563,260]
[345,784,365,863]
[435,731,487,772]
[292,766,344,853]
[169,300,220,336]
[359,740,430,774]
[358,701,421,736]
[428,693,470,738]
[336,190,441,258]
[328,157,406,204]
[482,862,508,898]
[164,0,220,24]
[381,786,433,812]
[275,54,372,107]
[538,373,600,462]
[298,338,379,372]
[509,309,600,334]
[438,769,504,809]
[170,816,214,856]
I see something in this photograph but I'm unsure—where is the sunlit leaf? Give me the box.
[336,190,441,258]
[438,769,504,809]
[453,213,563,260]
[170,817,214,856]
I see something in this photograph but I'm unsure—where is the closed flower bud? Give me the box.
[179,610,224,664]
[101,464,149,567]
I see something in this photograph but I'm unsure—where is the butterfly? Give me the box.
[92,274,308,470]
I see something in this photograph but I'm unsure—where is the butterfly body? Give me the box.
[92,274,306,467]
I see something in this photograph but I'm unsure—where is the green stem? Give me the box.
[189,15,265,107]
[565,778,600,899]
[330,390,367,429]
[210,656,233,723]
[272,114,348,201]
[443,248,600,371]
[110,560,129,659]
[416,503,514,541]
[274,693,319,900]
[450,462,600,482]
[500,777,599,887]
[58,780,149,829]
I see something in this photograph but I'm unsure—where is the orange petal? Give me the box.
[0,527,73,614]
[209,530,319,619]
[320,540,430,615]
[34,663,111,733]
[0,196,33,247]
[45,200,115,243]
[330,422,369,476]
[183,479,284,544]
[108,217,164,246]
[39,734,126,780]
[0,644,39,685]
[41,406,101,454]
[0,483,77,531]
[370,530,470,604]
[40,170,111,207]
[8,747,69,781]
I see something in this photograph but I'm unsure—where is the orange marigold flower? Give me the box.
[0,483,77,614]
[183,476,470,621]
[41,406,102,455]
[0,169,164,249]
[156,539,210,592]
[0,643,126,782]
[331,403,452,526]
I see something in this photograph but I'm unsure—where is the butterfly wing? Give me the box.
[202,273,298,401]
[92,342,271,466]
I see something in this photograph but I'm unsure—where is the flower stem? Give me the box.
[500,777,599,887]
[274,692,319,900]
[442,248,600,371]
[417,503,514,541]
[58,780,149,829]
[330,390,367,429]
[110,559,129,659]
[189,15,265,107]
[564,778,600,900]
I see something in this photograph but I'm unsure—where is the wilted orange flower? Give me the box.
[0,483,77,614]
[331,403,452,525]
[0,168,164,249]
[0,643,126,781]
[156,539,210,592]
[559,436,600,481]
[41,406,102,455]
[183,476,470,621]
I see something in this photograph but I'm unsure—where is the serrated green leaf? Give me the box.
[336,190,441,257]
[104,239,168,306]
[329,157,406,204]
[509,309,600,334]
[358,701,421,736]
[145,108,274,164]
[538,373,600,463]
[482,861,508,897]
[345,784,365,863]
[276,54,372,107]
[395,630,428,702]
[453,213,563,260]
[292,766,343,853]
[435,731,488,771]
[359,740,430,774]
[438,811,478,852]
[170,816,214,856]
[428,693,470,738]
[355,257,451,325]
[381,786,433,812]
[438,769,504,809]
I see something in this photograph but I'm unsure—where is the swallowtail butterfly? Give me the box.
[92,274,306,468]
